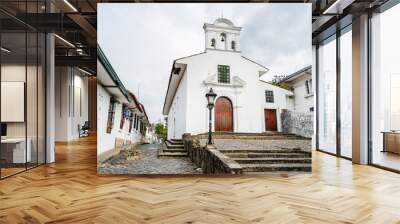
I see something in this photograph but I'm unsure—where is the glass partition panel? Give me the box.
[0,1,46,179]
[27,31,38,169]
[38,32,45,165]
[340,27,352,158]
[317,35,337,154]
[1,31,27,178]
[371,4,400,171]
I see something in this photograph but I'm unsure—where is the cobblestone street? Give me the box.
[98,144,201,175]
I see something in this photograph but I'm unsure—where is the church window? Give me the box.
[220,33,226,42]
[134,114,137,129]
[120,104,127,130]
[211,38,215,47]
[129,111,133,133]
[218,65,230,83]
[305,79,312,94]
[106,98,116,133]
[231,41,236,50]
[265,90,274,103]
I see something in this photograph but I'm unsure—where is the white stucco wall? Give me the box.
[97,84,119,155]
[167,70,188,139]
[260,82,294,132]
[291,75,314,113]
[97,84,144,155]
[166,50,292,137]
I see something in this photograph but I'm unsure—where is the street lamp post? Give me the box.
[205,88,217,145]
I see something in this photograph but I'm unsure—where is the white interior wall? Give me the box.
[54,67,89,141]
[55,67,69,141]
[1,63,46,163]
[1,65,27,138]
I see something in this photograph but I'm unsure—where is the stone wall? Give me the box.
[281,111,313,138]
[183,133,242,174]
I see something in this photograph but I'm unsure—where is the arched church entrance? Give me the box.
[214,97,233,132]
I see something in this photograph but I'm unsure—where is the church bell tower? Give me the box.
[203,18,242,52]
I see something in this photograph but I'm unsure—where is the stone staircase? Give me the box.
[158,139,187,157]
[197,132,305,140]
[219,148,311,173]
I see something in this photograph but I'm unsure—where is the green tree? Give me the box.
[270,75,293,91]
[155,122,168,141]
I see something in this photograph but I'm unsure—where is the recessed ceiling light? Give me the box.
[323,0,354,15]
[54,34,75,48]
[78,67,93,76]
[1,47,11,53]
[63,0,78,12]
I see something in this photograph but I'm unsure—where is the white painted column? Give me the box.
[312,45,317,150]
[352,14,369,164]
[46,32,55,163]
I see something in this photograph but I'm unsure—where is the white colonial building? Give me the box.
[97,46,149,162]
[278,66,314,113]
[162,18,293,139]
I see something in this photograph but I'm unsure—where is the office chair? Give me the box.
[79,121,90,138]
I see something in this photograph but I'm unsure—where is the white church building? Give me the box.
[162,18,294,139]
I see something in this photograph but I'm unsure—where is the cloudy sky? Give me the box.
[98,3,311,123]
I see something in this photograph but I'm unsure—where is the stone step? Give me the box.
[211,136,304,140]
[158,152,188,157]
[235,158,311,164]
[162,148,187,153]
[200,132,298,136]
[197,132,306,140]
[224,152,310,158]
[165,142,184,149]
[169,139,183,143]
[244,171,309,175]
[219,149,309,154]
[241,163,312,172]
[166,139,183,145]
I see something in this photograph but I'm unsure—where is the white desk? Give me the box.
[1,138,31,163]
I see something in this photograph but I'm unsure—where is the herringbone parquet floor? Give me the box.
[1,136,400,224]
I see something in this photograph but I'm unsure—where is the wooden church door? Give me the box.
[214,97,233,132]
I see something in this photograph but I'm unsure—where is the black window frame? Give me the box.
[265,90,274,103]
[106,98,116,133]
[218,65,230,84]
[305,80,311,94]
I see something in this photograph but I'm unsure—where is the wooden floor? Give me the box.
[1,167,26,178]
[373,151,400,171]
[1,136,400,223]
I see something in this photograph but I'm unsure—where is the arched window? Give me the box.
[231,41,236,50]
[211,38,215,47]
